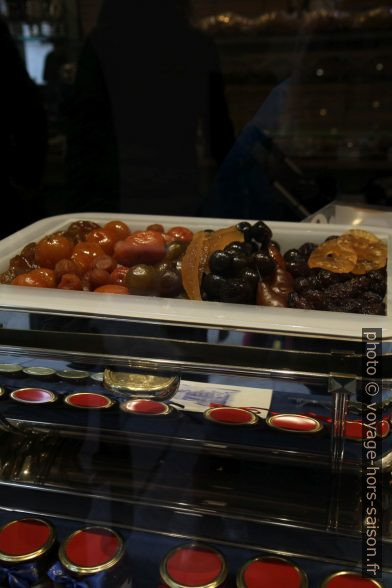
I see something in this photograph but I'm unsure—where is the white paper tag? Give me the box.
[172,380,273,419]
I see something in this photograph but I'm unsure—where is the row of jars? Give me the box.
[2,384,390,442]
[0,518,384,587]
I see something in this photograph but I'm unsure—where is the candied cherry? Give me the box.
[35,234,73,269]
[58,273,83,290]
[12,268,56,288]
[71,242,105,272]
[104,220,130,241]
[146,224,164,233]
[110,265,129,286]
[86,228,117,255]
[167,226,193,243]
[94,285,129,294]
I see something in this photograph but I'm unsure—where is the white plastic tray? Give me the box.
[0,213,390,341]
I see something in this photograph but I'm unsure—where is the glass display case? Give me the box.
[0,213,390,587]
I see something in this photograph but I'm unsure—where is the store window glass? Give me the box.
[1,0,391,233]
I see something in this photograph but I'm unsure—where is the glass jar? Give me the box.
[236,556,308,588]
[159,543,228,588]
[0,518,56,587]
[49,526,132,587]
[321,571,384,587]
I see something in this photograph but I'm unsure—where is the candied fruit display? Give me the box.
[0,219,388,316]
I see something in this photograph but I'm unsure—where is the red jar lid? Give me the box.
[267,414,322,434]
[10,388,57,404]
[237,557,307,588]
[60,527,124,575]
[0,519,55,563]
[161,543,227,588]
[64,392,114,409]
[120,399,172,416]
[345,420,390,441]
[204,407,258,426]
[321,571,384,587]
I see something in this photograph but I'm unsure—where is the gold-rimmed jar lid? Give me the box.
[103,369,180,401]
[56,369,90,381]
[204,407,259,426]
[90,372,104,383]
[10,388,57,404]
[237,556,308,588]
[160,543,228,588]
[22,367,56,379]
[266,414,323,434]
[0,518,55,563]
[344,420,390,442]
[120,399,174,416]
[320,570,384,587]
[59,527,124,575]
[0,363,23,375]
[64,392,115,410]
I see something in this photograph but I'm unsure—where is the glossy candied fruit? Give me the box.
[308,238,357,273]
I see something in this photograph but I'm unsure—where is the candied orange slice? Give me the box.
[181,226,243,300]
[339,230,387,275]
[181,231,210,301]
[308,238,357,273]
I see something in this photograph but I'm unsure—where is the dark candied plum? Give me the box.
[285,259,312,278]
[316,269,341,288]
[288,292,315,310]
[304,289,325,310]
[326,276,371,298]
[294,277,311,292]
[362,291,383,303]
[298,242,317,260]
[209,250,232,276]
[224,241,244,255]
[283,249,302,263]
[369,281,387,297]
[250,221,272,247]
[236,222,252,242]
[158,270,183,298]
[252,253,277,276]
[270,240,281,251]
[219,279,255,304]
[231,253,249,276]
[240,268,259,287]
[339,298,366,314]
[368,268,386,282]
[202,273,226,301]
